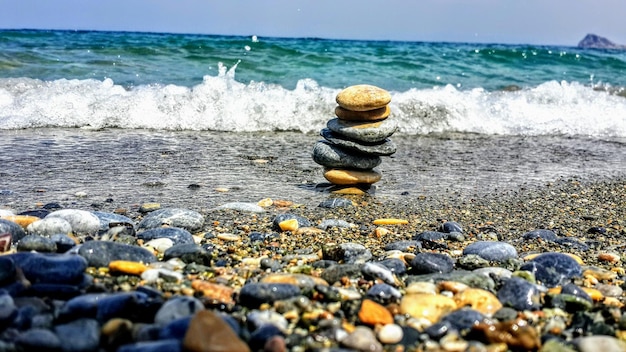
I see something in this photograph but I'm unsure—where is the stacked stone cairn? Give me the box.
[312,84,397,194]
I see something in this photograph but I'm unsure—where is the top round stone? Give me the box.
[336,85,391,112]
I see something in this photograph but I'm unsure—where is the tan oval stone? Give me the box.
[336,84,391,111]
[400,293,457,323]
[335,105,391,121]
[183,310,250,352]
[331,186,368,195]
[453,288,503,316]
[191,280,235,305]
[324,169,382,185]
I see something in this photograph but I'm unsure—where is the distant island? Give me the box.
[578,34,626,49]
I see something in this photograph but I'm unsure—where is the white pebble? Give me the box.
[377,323,403,344]
[143,238,174,253]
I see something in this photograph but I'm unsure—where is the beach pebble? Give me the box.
[463,241,518,262]
[523,229,558,241]
[385,240,420,252]
[341,325,383,352]
[191,280,235,305]
[335,84,391,111]
[54,318,100,352]
[238,283,301,308]
[45,209,101,234]
[312,140,381,170]
[0,257,16,285]
[50,233,77,252]
[213,202,265,213]
[137,208,204,232]
[439,221,463,233]
[440,308,487,330]
[453,288,503,316]
[321,264,362,284]
[320,128,396,156]
[366,283,402,303]
[377,323,403,344]
[154,296,204,325]
[14,328,62,351]
[1,215,40,229]
[249,324,284,352]
[78,240,157,267]
[576,335,626,352]
[137,227,195,245]
[0,291,17,326]
[327,117,398,144]
[0,218,26,244]
[323,169,382,186]
[183,310,251,352]
[318,197,354,208]
[92,211,134,232]
[317,219,353,230]
[401,292,457,323]
[521,252,582,288]
[260,273,327,289]
[247,309,289,331]
[410,252,454,274]
[143,238,174,253]
[362,262,397,286]
[163,243,212,265]
[10,252,87,285]
[272,214,310,231]
[16,234,57,253]
[25,216,71,238]
[497,277,542,311]
[358,299,393,325]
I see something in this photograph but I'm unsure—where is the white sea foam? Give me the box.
[1,63,625,138]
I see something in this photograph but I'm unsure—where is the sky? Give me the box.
[1,0,625,46]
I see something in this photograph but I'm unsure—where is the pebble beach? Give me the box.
[1,131,625,351]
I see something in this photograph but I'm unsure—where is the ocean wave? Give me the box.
[1,62,625,138]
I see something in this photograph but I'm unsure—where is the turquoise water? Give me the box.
[1,29,626,136]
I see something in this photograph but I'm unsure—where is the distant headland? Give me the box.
[578,34,626,49]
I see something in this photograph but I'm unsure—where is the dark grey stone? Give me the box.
[312,140,381,170]
[320,128,397,156]
[163,243,212,265]
[54,318,100,352]
[410,252,454,274]
[77,241,157,267]
[17,235,57,253]
[497,277,542,311]
[137,227,194,245]
[154,296,204,325]
[239,283,301,308]
[520,252,582,288]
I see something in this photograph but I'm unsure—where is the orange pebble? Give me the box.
[191,280,235,305]
[108,260,148,276]
[373,218,408,226]
[278,219,299,232]
[358,299,393,325]
[1,215,40,228]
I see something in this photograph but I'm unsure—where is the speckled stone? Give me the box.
[497,277,542,311]
[336,84,391,111]
[320,128,397,156]
[523,229,558,241]
[213,202,265,213]
[312,140,381,170]
[45,209,101,235]
[327,118,398,144]
[463,241,518,262]
[137,208,204,232]
[410,252,454,274]
[26,217,72,238]
[521,252,582,288]
[16,234,57,253]
[318,197,354,208]
[137,227,195,246]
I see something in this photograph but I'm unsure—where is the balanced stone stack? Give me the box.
[312,84,397,194]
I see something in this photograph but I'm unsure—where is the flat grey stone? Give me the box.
[327,117,397,143]
[320,128,396,156]
[312,141,381,170]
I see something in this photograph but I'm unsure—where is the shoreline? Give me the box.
[0,129,625,350]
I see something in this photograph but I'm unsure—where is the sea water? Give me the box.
[0,30,625,208]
